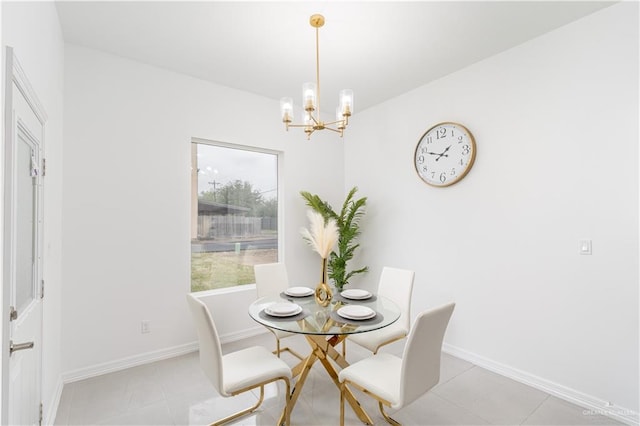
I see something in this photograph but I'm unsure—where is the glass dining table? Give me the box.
[249,289,401,425]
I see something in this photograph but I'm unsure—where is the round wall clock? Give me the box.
[414,122,476,187]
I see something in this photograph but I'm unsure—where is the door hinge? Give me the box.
[41,279,44,299]
[39,402,43,426]
[42,158,46,177]
[9,306,17,322]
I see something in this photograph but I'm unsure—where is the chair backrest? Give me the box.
[186,294,226,395]
[377,267,415,331]
[399,302,455,408]
[254,263,289,298]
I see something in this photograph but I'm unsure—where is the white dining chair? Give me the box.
[186,294,292,426]
[254,263,304,360]
[339,302,456,426]
[346,267,415,355]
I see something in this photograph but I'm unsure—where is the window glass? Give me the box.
[191,141,278,291]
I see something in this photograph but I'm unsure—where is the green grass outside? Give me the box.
[191,248,277,292]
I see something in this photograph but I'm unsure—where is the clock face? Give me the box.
[414,122,476,187]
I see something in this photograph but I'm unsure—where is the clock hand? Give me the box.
[435,145,452,162]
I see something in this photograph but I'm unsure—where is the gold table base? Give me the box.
[278,334,374,425]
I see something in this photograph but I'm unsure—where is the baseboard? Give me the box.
[221,325,268,344]
[443,343,639,426]
[43,377,64,425]
[61,341,199,384]
[60,326,268,384]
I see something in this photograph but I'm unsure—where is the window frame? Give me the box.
[190,137,283,294]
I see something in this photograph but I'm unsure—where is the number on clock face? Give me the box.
[414,122,476,187]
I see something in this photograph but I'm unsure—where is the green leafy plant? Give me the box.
[300,187,368,291]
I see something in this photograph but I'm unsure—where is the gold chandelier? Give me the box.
[280,14,354,140]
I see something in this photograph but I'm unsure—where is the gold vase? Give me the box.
[315,257,333,307]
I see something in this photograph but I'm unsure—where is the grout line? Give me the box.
[430,387,495,425]
[437,363,478,388]
[520,393,550,425]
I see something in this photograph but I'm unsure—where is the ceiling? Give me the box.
[55,1,615,113]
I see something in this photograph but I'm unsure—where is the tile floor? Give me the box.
[54,333,622,425]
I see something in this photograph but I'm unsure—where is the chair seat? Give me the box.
[348,322,408,353]
[222,346,292,395]
[339,353,402,408]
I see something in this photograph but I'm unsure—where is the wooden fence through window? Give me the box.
[197,215,266,239]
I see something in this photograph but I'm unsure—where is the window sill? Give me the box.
[192,284,257,298]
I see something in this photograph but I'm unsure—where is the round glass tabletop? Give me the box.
[249,291,401,336]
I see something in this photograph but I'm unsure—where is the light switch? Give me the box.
[580,239,592,255]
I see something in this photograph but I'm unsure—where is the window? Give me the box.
[191,140,279,292]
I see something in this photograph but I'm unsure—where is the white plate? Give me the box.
[284,286,314,297]
[341,289,372,300]
[337,305,376,320]
[265,303,302,317]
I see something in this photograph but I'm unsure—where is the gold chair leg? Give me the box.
[373,334,407,355]
[277,346,304,360]
[212,376,292,426]
[379,401,401,426]
[272,333,304,360]
[340,382,345,426]
[339,379,374,425]
[282,378,291,426]
[211,386,264,426]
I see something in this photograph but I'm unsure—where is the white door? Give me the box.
[2,47,46,426]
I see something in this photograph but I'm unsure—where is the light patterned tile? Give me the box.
[56,339,609,426]
[53,382,75,425]
[438,352,475,384]
[433,366,548,424]
[96,401,173,425]
[400,392,490,425]
[523,396,625,425]
[166,392,264,426]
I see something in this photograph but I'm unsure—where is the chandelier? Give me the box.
[280,14,354,139]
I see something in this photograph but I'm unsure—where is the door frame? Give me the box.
[2,46,47,425]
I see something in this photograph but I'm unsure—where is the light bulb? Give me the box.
[302,82,317,111]
[339,89,354,116]
[280,97,293,122]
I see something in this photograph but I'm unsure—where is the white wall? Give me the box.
[11,1,634,423]
[1,1,65,423]
[61,45,344,374]
[345,2,638,417]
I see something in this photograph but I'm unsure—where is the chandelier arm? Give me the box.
[322,126,343,134]
[286,112,319,128]
[287,123,342,132]
[324,119,346,127]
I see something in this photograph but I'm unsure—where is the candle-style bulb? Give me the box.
[303,82,317,112]
[280,97,293,123]
[339,89,354,117]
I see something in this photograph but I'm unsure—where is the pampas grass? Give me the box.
[301,210,338,259]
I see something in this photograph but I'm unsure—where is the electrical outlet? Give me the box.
[141,320,151,333]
